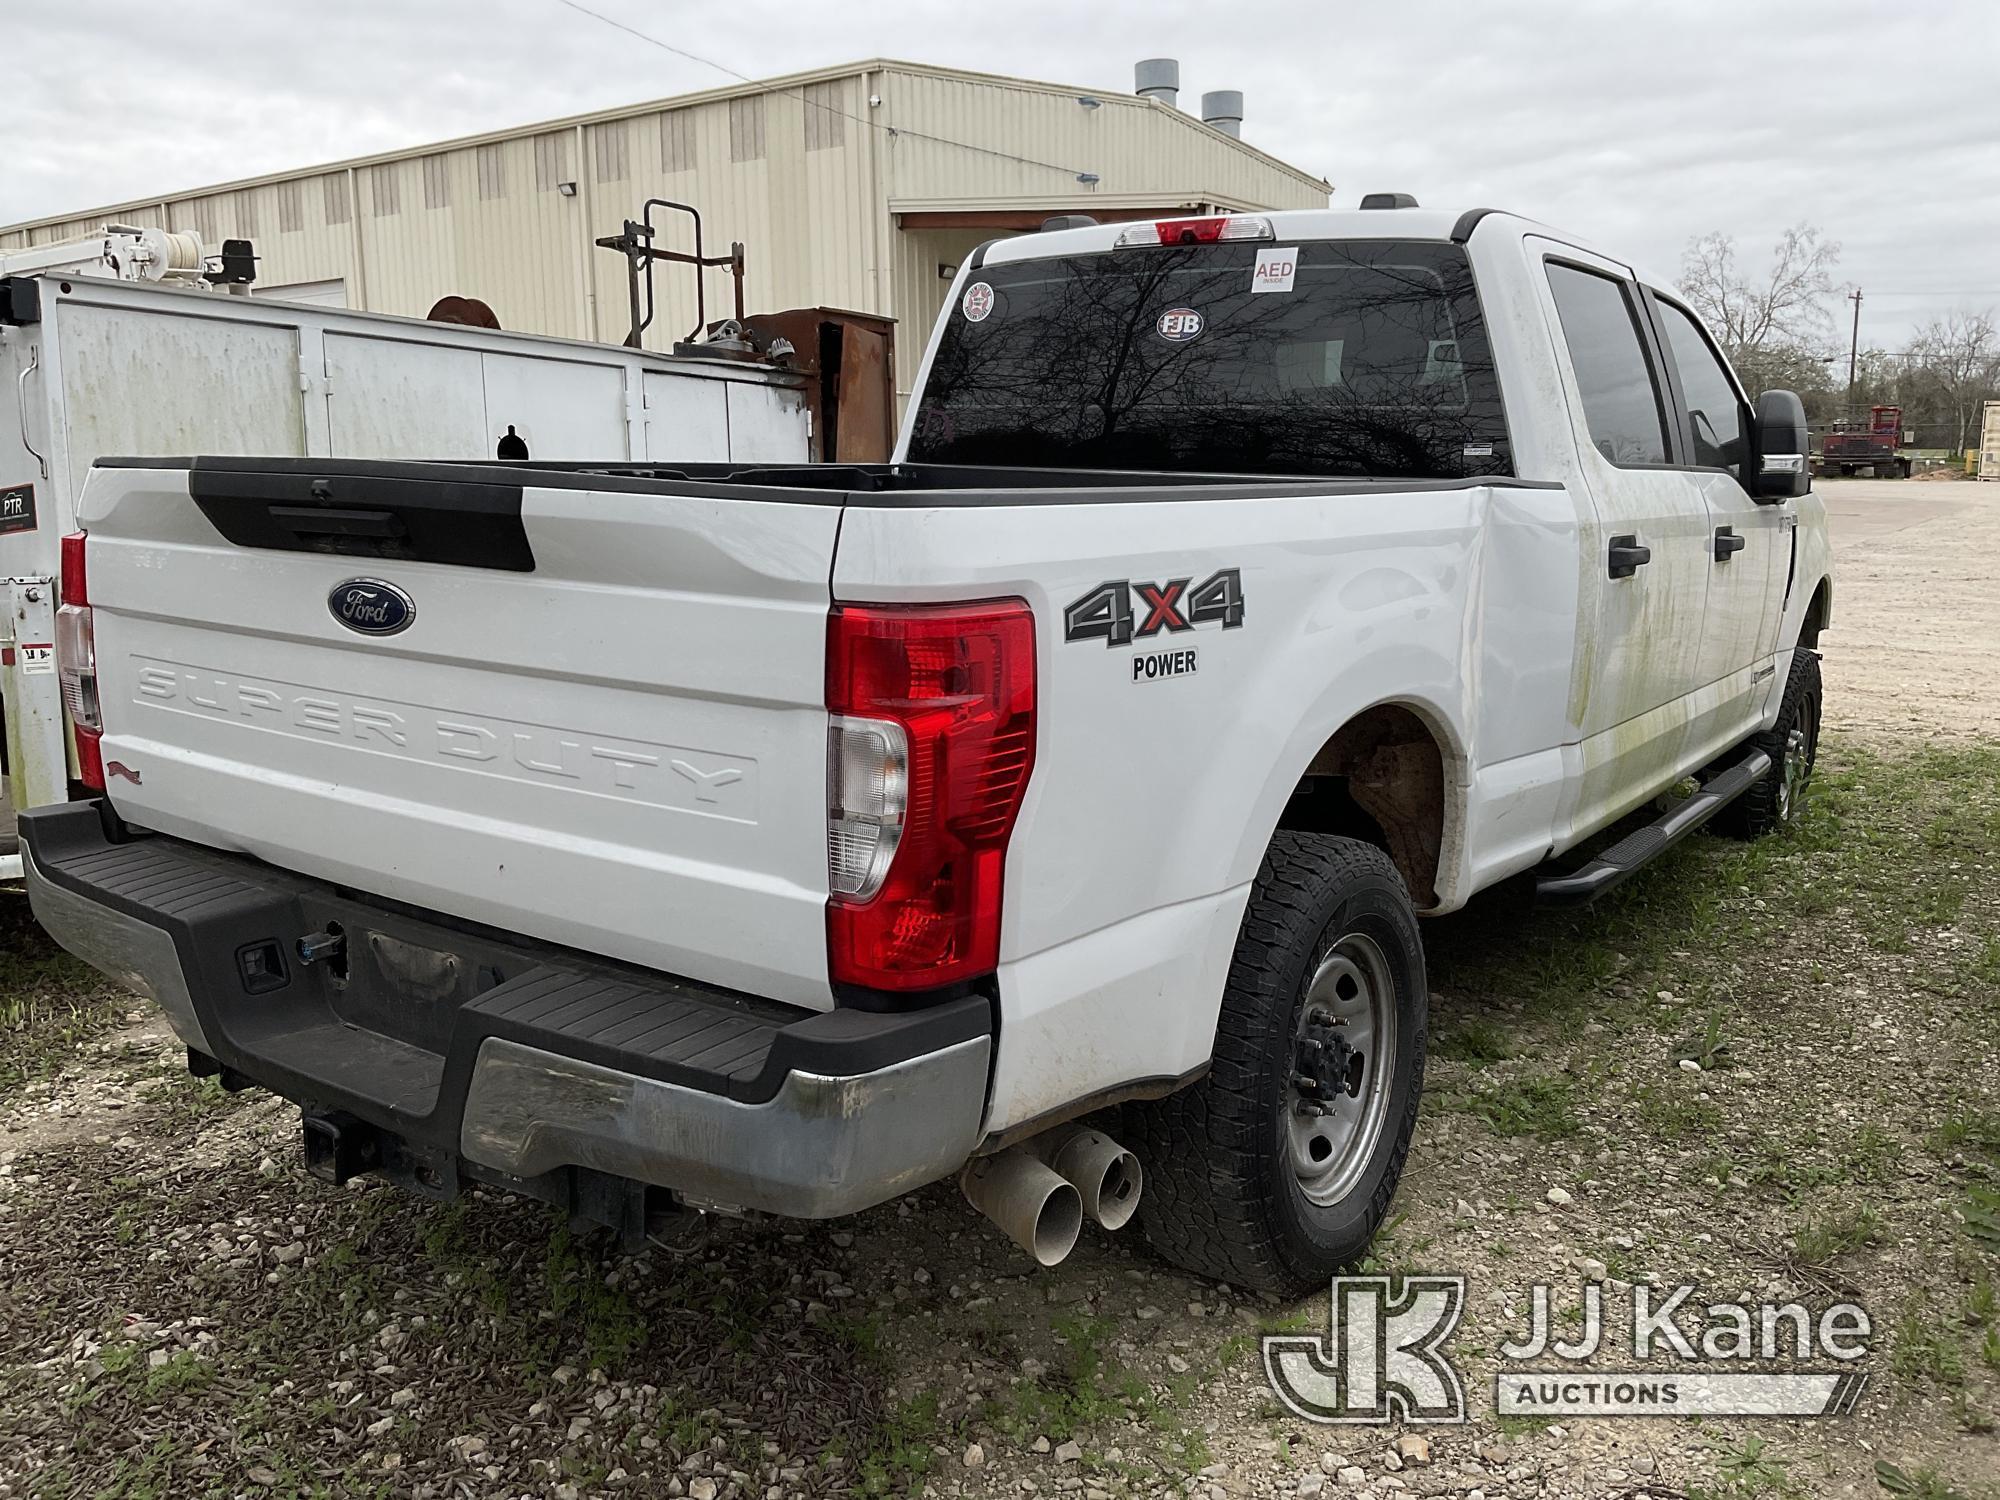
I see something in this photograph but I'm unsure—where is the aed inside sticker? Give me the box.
[0,481,34,536]
[1251,247,1299,293]
[1157,307,1204,341]
[961,281,995,322]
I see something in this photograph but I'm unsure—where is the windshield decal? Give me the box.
[1156,307,1205,342]
[961,281,995,322]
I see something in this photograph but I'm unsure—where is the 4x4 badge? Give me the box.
[1064,568,1245,648]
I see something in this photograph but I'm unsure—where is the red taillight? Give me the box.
[56,531,103,790]
[826,600,1036,992]
[60,531,89,606]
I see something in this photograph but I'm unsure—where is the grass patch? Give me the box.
[1693,1435,1791,1498]
[854,1393,939,1496]
[1962,1185,2000,1250]
[0,892,130,1094]
[1889,1299,1967,1388]
[1930,1106,2000,1160]
[993,1314,1140,1443]
[1434,1015,1514,1065]
[1430,740,2000,1017]
[1633,1081,1723,1143]
[1699,1130,1882,1205]
[1792,1205,1884,1269]
[1966,1275,1997,1328]
[1876,1460,1974,1500]
[148,1071,246,1132]
[1672,1012,1734,1071]
[1447,1073,1580,1139]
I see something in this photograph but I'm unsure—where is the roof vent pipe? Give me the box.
[1135,58,1179,108]
[1200,90,1244,138]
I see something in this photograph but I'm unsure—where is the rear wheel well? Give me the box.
[1800,577,1832,649]
[1275,705,1446,907]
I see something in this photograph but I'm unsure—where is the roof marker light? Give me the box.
[1115,214,1274,249]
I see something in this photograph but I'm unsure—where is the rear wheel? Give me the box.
[1125,833,1427,1294]
[1718,649,1821,839]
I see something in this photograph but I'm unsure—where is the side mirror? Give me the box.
[1750,390,1811,501]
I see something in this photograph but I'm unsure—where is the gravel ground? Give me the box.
[1819,476,2000,744]
[3,479,1998,1499]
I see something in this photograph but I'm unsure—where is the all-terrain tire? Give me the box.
[1124,833,1427,1295]
[1717,649,1822,840]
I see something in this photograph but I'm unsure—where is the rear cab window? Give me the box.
[907,239,1512,481]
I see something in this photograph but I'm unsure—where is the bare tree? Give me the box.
[1902,309,2000,452]
[1678,225,1841,394]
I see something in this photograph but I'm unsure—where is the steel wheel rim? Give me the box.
[1777,694,1818,824]
[1287,932,1397,1207]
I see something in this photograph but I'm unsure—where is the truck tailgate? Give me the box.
[79,460,840,1009]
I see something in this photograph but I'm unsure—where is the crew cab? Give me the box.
[22,206,1831,1292]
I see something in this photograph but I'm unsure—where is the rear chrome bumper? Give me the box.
[459,1035,990,1216]
[23,846,212,1052]
[22,803,991,1219]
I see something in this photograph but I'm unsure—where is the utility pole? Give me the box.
[1846,287,1863,416]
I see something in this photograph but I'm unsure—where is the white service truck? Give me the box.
[0,227,817,878]
[22,206,1831,1292]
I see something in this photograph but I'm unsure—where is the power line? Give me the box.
[549,0,1095,181]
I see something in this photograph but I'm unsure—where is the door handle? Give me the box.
[1713,526,1746,561]
[1608,534,1652,579]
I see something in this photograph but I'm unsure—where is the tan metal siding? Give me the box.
[880,66,1326,211]
[4,61,1322,363]
[890,223,988,399]
[574,84,876,350]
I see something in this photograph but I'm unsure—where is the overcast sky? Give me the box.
[8,0,1997,346]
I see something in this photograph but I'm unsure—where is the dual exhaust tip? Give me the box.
[960,1129,1142,1267]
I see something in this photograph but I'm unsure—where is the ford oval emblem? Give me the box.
[328,578,415,636]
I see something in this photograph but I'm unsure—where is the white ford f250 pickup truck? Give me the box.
[23,206,1830,1293]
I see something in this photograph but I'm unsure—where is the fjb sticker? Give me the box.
[1156,307,1204,342]
[961,281,995,322]
[1251,246,1299,294]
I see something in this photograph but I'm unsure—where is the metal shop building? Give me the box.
[1,59,1329,406]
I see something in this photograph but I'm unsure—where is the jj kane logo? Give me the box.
[1265,1276,1468,1424]
[1264,1276,1873,1425]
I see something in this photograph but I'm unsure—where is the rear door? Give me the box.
[1536,247,1712,829]
[79,459,841,1008]
[1645,291,1787,719]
